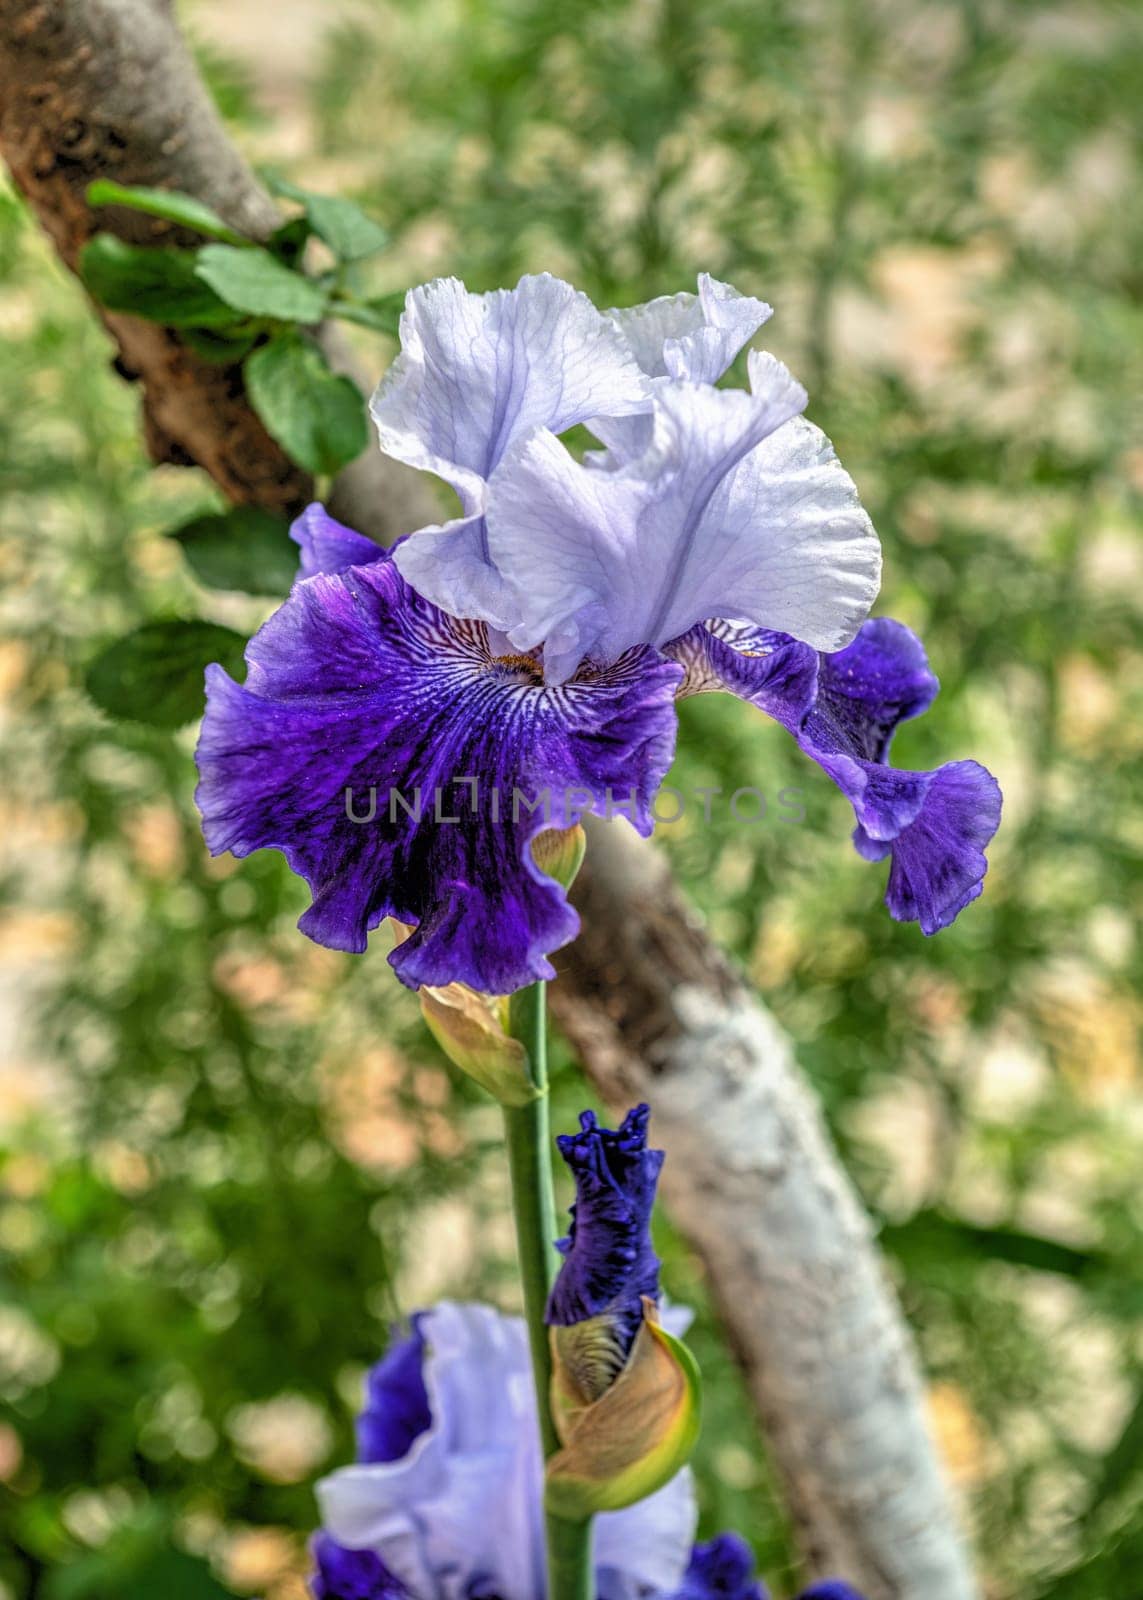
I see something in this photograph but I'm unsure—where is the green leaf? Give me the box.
[79,236,242,327]
[171,506,299,595]
[194,243,328,323]
[332,291,405,336]
[245,334,368,476]
[86,180,246,245]
[85,621,247,729]
[265,173,390,261]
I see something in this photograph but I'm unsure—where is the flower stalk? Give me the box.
[504,979,593,1600]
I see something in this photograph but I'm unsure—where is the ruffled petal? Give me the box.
[292,502,388,579]
[667,617,1001,932]
[370,273,647,516]
[488,353,880,681]
[546,1106,664,1369]
[318,1304,543,1600]
[854,760,1002,932]
[595,274,773,458]
[195,558,680,993]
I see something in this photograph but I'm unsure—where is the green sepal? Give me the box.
[389,922,540,1107]
[545,1300,701,1517]
[531,824,586,891]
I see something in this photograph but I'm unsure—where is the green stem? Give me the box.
[503,981,559,1456]
[504,980,592,1600]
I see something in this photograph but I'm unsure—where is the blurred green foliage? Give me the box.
[2,1,1142,1597]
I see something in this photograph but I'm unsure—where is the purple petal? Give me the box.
[317,1303,545,1600]
[858,760,1001,932]
[668,621,818,731]
[797,1584,869,1600]
[195,558,680,993]
[370,273,647,517]
[292,503,388,580]
[546,1105,665,1371]
[358,1322,430,1465]
[310,1534,405,1600]
[488,354,880,681]
[668,617,1001,933]
[666,1535,768,1600]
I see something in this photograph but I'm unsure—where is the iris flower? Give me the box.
[196,273,1000,995]
[313,1300,694,1600]
[312,1102,865,1599]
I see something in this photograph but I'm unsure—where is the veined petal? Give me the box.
[668,620,819,729]
[668,617,1001,933]
[594,274,773,458]
[489,355,880,681]
[370,273,648,516]
[292,502,388,580]
[195,558,680,994]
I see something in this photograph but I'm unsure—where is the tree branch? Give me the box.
[0,4,978,1594]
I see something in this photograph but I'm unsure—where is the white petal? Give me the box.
[593,275,773,459]
[371,274,648,514]
[595,1466,699,1600]
[491,358,855,681]
[392,512,523,631]
[607,274,771,384]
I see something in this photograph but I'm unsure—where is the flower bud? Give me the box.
[389,920,538,1106]
[544,1105,701,1515]
[545,1296,701,1517]
[530,823,587,890]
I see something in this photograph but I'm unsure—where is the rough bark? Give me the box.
[0,4,979,1595]
[0,0,423,538]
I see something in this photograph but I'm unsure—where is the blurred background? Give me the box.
[1,0,1141,1596]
